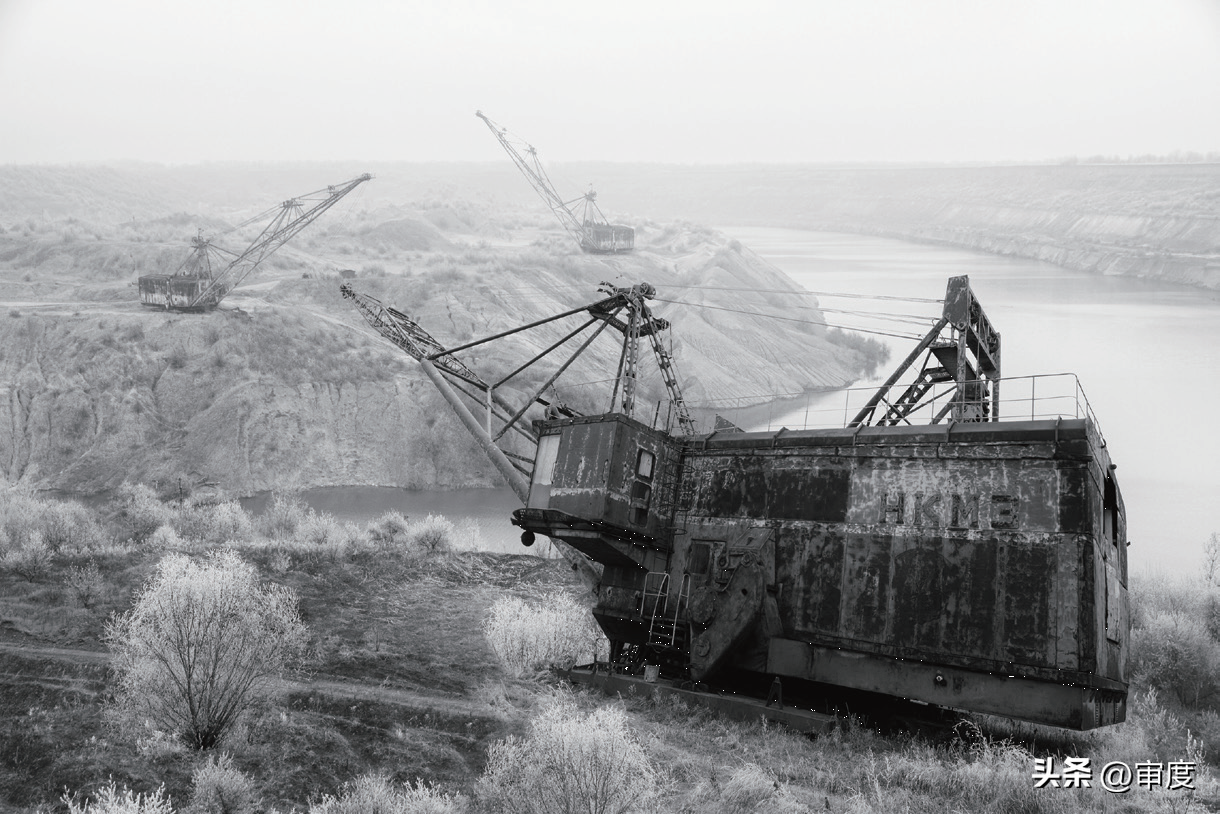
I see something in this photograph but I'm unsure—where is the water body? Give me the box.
[720,227,1220,575]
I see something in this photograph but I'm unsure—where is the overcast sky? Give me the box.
[1,0,1217,165]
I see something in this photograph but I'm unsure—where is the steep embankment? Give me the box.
[0,173,884,495]
[0,304,500,494]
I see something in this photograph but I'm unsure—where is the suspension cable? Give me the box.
[651,297,928,341]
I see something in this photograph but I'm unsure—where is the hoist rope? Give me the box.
[650,297,928,341]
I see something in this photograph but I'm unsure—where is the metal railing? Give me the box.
[681,373,1104,438]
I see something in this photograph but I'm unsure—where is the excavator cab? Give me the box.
[515,413,680,567]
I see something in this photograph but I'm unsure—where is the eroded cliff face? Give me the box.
[0,308,503,494]
[0,223,884,495]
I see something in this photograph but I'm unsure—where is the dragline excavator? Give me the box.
[476,111,634,254]
[343,276,1129,734]
[139,173,371,311]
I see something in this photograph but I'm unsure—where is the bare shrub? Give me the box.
[63,781,174,814]
[1131,610,1220,707]
[118,482,173,544]
[368,511,410,546]
[189,753,259,814]
[1,529,52,579]
[408,514,454,553]
[477,702,656,814]
[173,500,254,546]
[297,512,358,561]
[483,592,605,677]
[310,774,463,814]
[147,525,185,550]
[106,551,308,749]
[64,560,104,608]
[257,492,308,540]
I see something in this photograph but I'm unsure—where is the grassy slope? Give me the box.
[2,486,1219,813]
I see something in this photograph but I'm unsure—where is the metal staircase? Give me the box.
[641,573,691,654]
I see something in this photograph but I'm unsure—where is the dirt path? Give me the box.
[0,640,500,720]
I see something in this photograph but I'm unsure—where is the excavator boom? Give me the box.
[138,173,371,311]
[475,111,633,254]
[341,282,697,591]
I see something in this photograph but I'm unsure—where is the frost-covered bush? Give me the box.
[477,702,656,814]
[1,488,105,553]
[190,753,259,814]
[257,492,309,540]
[63,781,173,814]
[310,774,463,814]
[297,511,358,560]
[483,592,605,677]
[64,560,104,608]
[106,551,308,749]
[0,488,47,551]
[368,511,410,546]
[407,514,454,554]
[173,500,254,546]
[36,497,106,550]
[1097,687,1207,768]
[147,525,185,551]
[1131,610,1220,707]
[118,482,173,544]
[0,528,52,579]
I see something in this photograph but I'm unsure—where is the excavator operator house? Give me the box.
[138,274,209,309]
[516,411,685,651]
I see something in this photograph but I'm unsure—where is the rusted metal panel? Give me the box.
[766,639,1124,730]
[1000,538,1055,663]
[787,527,844,633]
[847,458,1061,532]
[540,414,677,540]
[681,416,1124,701]
[688,455,850,522]
[840,532,893,641]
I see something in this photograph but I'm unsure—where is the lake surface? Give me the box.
[720,227,1220,575]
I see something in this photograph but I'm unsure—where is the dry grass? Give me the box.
[5,489,1220,813]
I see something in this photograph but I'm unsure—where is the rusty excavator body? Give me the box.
[342,275,1128,733]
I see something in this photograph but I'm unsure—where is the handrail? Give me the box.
[684,372,1106,442]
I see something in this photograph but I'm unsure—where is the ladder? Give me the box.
[643,573,690,652]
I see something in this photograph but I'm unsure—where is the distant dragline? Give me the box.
[138,173,371,311]
[476,111,634,254]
